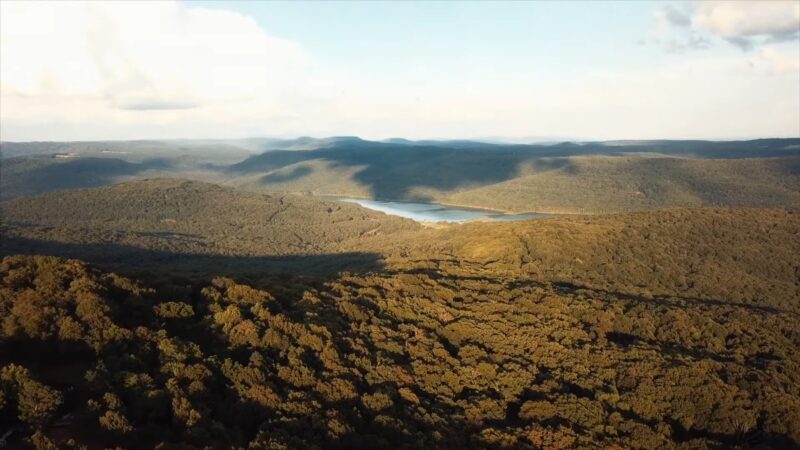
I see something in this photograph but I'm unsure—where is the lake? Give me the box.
[338,198,551,223]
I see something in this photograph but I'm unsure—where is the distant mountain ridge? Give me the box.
[2,137,799,213]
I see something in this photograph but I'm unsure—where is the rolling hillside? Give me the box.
[1,194,798,448]
[0,179,419,271]
[406,208,800,312]
[2,179,798,308]
[3,138,800,214]
[442,155,800,213]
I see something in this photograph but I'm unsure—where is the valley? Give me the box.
[2,2,798,448]
[3,138,799,214]
[1,143,799,449]
[0,180,798,449]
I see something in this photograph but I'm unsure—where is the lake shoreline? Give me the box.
[328,196,557,223]
[318,194,542,215]
[316,194,591,217]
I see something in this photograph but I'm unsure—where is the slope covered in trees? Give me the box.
[405,208,800,312]
[1,185,799,448]
[3,138,799,213]
[1,240,798,448]
[440,156,800,214]
[1,179,419,266]
[0,141,250,200]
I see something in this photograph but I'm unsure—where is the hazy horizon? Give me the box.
[1,0,798,142]
[2,134,800,145]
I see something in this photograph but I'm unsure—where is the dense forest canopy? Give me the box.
[1,183,799,448]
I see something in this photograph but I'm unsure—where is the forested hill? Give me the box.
[399,208,800,312]
[222,139,800,213]
[1,206,799,448]
[0,179,419,265]
[3,180,799,311]
[1,175,799,448]
[3,138,799,214]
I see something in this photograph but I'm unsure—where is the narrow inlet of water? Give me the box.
[337,198,551,223]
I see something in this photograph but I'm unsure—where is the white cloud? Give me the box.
[655,1,800,51]
[1,1,309,120]
[1,1,798,141]
[693,1,800,48]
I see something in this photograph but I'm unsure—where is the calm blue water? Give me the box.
[338,198,551,223]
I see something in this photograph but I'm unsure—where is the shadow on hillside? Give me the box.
[3,237,800,449]
[545,280,798,316]
[392,263,798,316]
[226,138,800,200]
[4,157,174,199]
[228,141,581,200]
[307,264,799,450]
[0,235,385,279]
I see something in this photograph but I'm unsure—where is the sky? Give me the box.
[1,1,798,142]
